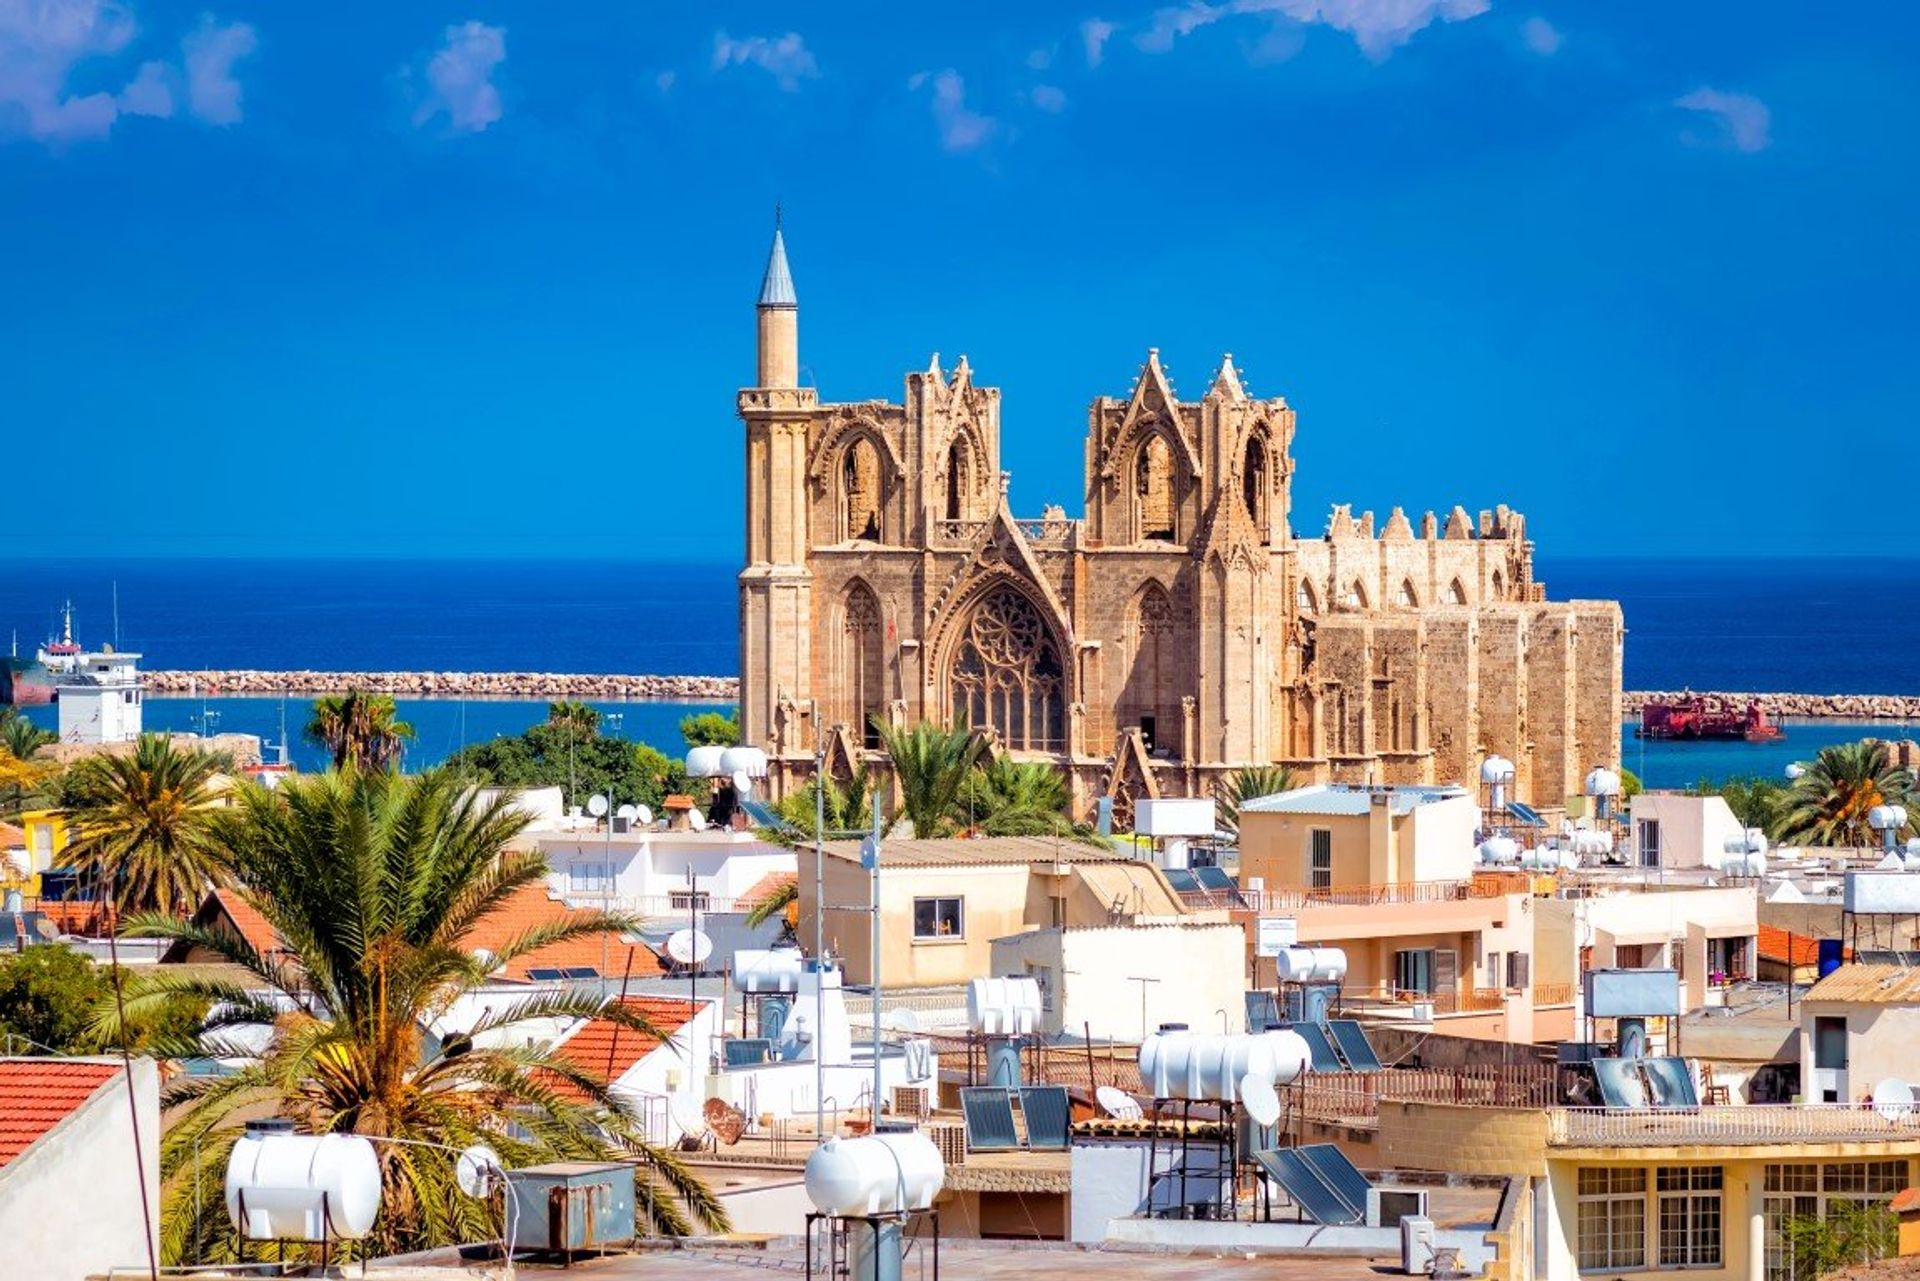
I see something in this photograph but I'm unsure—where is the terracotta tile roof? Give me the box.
[739,871,796,905]
[1757,925,1848,967]
[1891,1187,1920,1214]
[549,996,704,1102]
[211,888,279,956]
[1803,963,1920,1005]
[0,1059,121,1167]
[461,883,665,983]
[0,821,25,846]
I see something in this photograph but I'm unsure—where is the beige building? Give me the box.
[796,835,1200,989]
[989,921,1248,1041]
[736,225,1624,821]
[1799,963,1920,1105]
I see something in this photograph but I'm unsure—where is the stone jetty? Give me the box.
[144,670,738,701]
[1623,690,1920,720]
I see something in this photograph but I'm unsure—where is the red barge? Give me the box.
[1636,693,1785,742]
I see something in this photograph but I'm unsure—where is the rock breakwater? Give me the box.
[144,670,739,701]
[1624,691,1920,720]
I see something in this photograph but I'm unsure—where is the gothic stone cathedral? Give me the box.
[737,227,1624,821]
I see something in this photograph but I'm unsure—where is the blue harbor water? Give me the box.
[4,555,1918,786]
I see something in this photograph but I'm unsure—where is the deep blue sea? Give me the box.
[4,556,1917,787]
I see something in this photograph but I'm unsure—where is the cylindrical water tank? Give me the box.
[1723,852,1767,877]
[733,947,807,993]
[804,1128,945,1216]
[966,976,1043,1035]
[1140,1029,1310,1101]
[225,1125,382,1242]
[1583,767,1621,797]
[1274,946,1348,984]
[720,746,769,779]
[685,745,729,778]
[1479,835,1520,865]
[1723,829,1768,857]
[1479,756,1515,784]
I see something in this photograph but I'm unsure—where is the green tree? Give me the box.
[873,720,983,838]
[1777,741,1915,848]
[108,768,726,1264]
[1216,765,1298,840]
[57,734,229,916]
[1620,766,1644,799]
[768,767,876,839]
[744,880,798,933]
[957,755,1076,837]
[680,710,741,749]
[446,724,693,812]
[1690,774,1786,837]
[304,689,416,772]
[545,700,601,738]
[1780,1202,1897,1280]
[1,708,57,761]
[0,946,107,1053]
[0,745,56,819]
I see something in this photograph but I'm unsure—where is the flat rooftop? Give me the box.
[1240,783,1468,818]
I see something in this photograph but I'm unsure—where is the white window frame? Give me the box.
[1577,1167,1647,1273]
[1656,1165,1723,1269]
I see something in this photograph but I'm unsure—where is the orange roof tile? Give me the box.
[211,888,279,956]
[1758,925,1849,967]
[460,883,664,983]
[0,1060,121,1167]
[0,821,25,846]
[549,996,704,1102]
[739,871,797,905]
[1891,1187,1920,1215]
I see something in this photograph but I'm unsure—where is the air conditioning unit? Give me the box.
[1401,1214,1437,1275]
[1372,1186,1432,1228]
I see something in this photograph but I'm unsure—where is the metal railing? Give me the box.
[1341,983,1508,1016]
[1208,879,1504,911]
[1296,1064,1571,1126]
[1549,1104,1920,1147]
[1532,982,1575,1007]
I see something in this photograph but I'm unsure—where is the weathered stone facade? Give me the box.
[738,228,1623,816]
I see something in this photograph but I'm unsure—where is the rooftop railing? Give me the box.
[1548,1104,1920,1147]
[1185,878,1506,912]
[1296,1064,1571,1127]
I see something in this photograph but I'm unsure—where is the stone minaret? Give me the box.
[738,219,817,767]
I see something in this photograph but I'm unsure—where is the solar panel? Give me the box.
[1251,1148,1362,1225]
[960,1087,1021,1152]
[562,966,599,980]
[723,1039,772,1067]
[1506,800,1547,828]
[1327,1019,1384,1071]
[1244,990,1279,1033]
[1193,866,1234,891]
[1293,1021,1345,1073]
[1643,1057,1699,1109]
[1593,1057,1649,1109]
[526,967,566,981]
[1018,1086,1072,1150]
[741,799,796,833]
[1162,868,1202,894]
[1298,1144,1371,1217]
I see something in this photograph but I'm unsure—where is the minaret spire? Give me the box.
[755,211,799,386]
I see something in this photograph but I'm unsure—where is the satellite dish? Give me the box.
[455,1143,502,1198]
[1874,1078,1914,1121]
[33,917,60,941]
[669,1097,706,1139]
[703,1097,747,1145]
[1096,1085,1143,1120]
[469,947,500,975]
[1241,1073,1282,1127]
[730,769,754,799]
[586,794,610,818]
[688,810,708,831]
[884,1008,921,1034]
[616,803,639,822]
[666,928,713,966]
[634,804,654,826]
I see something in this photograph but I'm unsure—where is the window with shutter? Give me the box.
[1508,953,1531,989]
[1433,948,1458,995]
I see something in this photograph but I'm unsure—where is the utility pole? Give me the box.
[812,700,826,1141]
[864,793,884,1121]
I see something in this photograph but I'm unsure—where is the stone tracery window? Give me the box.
[1243,435,1270,544]
[1136,435,1175,542]
[1297,581,1318,613]
[844,584,884,749]
[945,440,970,522]
[1398,578,1418,607]
[843,438,882,541]
[948,585,1065,750]
[1446,578,1467,605]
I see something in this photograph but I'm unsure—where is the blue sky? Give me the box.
[5,2,1914,559]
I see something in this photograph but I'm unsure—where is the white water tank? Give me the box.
[720,746,769,779]
[1140,1028,1310,1101]
[804,1128,945,1216]
[1583,767,1621,797]
[1274,946,1348,984]
[685,745,729,778]
[966,976,1043,1035]
[225,1125,382,1242]
[1478,835,1519,865]
[1570,830,1614,858]
[733,947,807,993]
[1479,756,1515,785]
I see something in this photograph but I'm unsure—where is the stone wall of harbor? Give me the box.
[140,671,1920,719]
[144,670,739,700]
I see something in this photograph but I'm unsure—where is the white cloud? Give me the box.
[654,69,675,94]
[1520,16,1560,55]
[182,16,254,126]
[909,68,994,153]
[1080,18,1116,66]
[0,1,254,144]
[1133,0,1490,62]
[413,20,505,134]
[1026,46,1053,70]
[1675,86,1771,153]
[1031,83,1068,113]
[712,30,818,91]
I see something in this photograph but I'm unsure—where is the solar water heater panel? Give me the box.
[960,1087,1021,1151]
[1251,1148,1362,1225]
[1018,1086,1072,1149]
[1293,1021,1345,1073]
[1298,1143,1371,1217]
[1327,1019,1385,1071]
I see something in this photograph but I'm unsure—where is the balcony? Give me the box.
[1548,1104,1920,1148]
[1297,1064,1570,1127]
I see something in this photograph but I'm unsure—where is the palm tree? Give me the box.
[546,700,601,738]
[1217,764,1298,840]
[744,879,798,933]
[0,708,56,761]
[873,720,983,838]
[107,768,726,1264]
[768,767,876,838]
[957,755,1076,837]
[305,688,416,771]
[0,746,55,820]
[1777,741,1914,848]
[57,734,229,915]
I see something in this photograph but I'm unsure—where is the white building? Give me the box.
[55,648,143,745]
[989,921,1249,1041]
[535,825,795,915]
[1627,792,1747,871]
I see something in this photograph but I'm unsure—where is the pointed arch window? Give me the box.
[844,438,882,542]
[1446,578,1468,606]
[1297,581,1318,614]
[1398,579,1419,608]
[844,585,884,749]
[1345,580,1369,610]
[1136,435,1175,542]
[945,440,971,522]
[948,585,1065,751]
[1127,584,1176,752]
[1243,435,1271,544]
[1491,568,1506,598]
